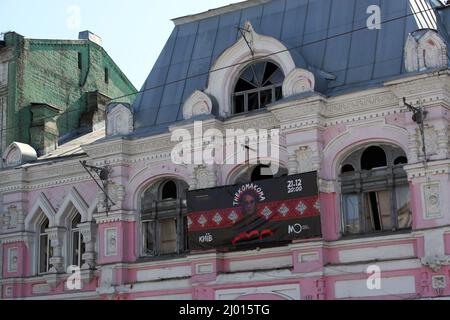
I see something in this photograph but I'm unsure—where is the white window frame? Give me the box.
[7,247,18,273]
[38,225,51,275]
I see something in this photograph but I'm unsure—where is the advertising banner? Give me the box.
[187,172,322,250]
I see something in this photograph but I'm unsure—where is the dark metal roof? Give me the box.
[132,0,449,135]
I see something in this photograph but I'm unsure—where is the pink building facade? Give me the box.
[1,0,450,300]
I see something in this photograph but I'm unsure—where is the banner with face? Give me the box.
[187,172,322,251]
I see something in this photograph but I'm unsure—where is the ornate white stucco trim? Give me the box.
[404,30,448,73]
[205,21,296,117]
[54,187,89,226]
[106,103,134,137]
[182,90,213,120]
[24,193,56,230]
[282,68,315,97]
[2,142,37,168]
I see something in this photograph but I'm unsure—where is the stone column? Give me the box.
[46,227,66,273]
[78,222,97,270]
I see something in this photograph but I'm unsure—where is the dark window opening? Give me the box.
[342,164,355,173]
[233,61,284,115]
[104,68,109,84]
[161,180,178,200]
[251,165,273,182]
[77,52,82,70]
[361,146,387,170]
[394,156,408,165]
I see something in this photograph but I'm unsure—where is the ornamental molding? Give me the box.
[54,187,89,226]
[421,255,450,273]
[318,179,337,194]
[282,68,316,97]
[0,231,35,245]
[2,142,37,168]
[205,21,297,117]
[404,160,450,180]
[404,30,448,73]
[325,92,398,118]
[269,95,326,123]
[182,90,213,120]
[0,175,93,194]
[387,72,450,103]
[422,182,443,220]
[106,103,134,137]
[94,210,137,224]
[25,193,56,230]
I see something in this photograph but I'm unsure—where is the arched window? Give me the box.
[340,145,412,236]
[141,179,189,257]
[38,217,51,274]
[70,213,85,268]
[234,164,288,184]
[251,165,274,182]
[233,61,284,114]
[361,146,387,170]
[161,180,178,200]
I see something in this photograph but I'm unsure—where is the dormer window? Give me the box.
[233,61,284,115]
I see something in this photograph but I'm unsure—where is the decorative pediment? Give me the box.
[106,103,133,136]
[282,68,315,98]
[182,90,213,120]
[2,142,37,168]
[205,21,297,117]
[404,30,448,72]
[54,187,89,226]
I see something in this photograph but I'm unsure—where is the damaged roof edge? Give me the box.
[172,0,271,25]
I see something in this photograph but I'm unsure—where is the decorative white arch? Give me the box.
[54,187,89,226]
[2,142,37,168]
[25,193,56,231]
[205,21,297,117]
[128,163,191,209]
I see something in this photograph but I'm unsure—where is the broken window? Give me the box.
[340,145,412,236]
[233,61,284,115]
[141,179,188,257]
[38,217,51,274]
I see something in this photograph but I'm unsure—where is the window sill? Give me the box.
[340,228,413,241]
[136,252,189,263]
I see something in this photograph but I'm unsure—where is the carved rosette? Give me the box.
[423,183,442,220]
[192,165,218,190]
[182,90,213,120]
[282,68,315,98]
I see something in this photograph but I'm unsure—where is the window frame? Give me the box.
[37,217,51,275]
[69,213,85,268]
[140,180,189,258]
[232,61,284,115]
[339,145,412,237]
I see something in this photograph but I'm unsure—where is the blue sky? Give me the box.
[1,0,242,89]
